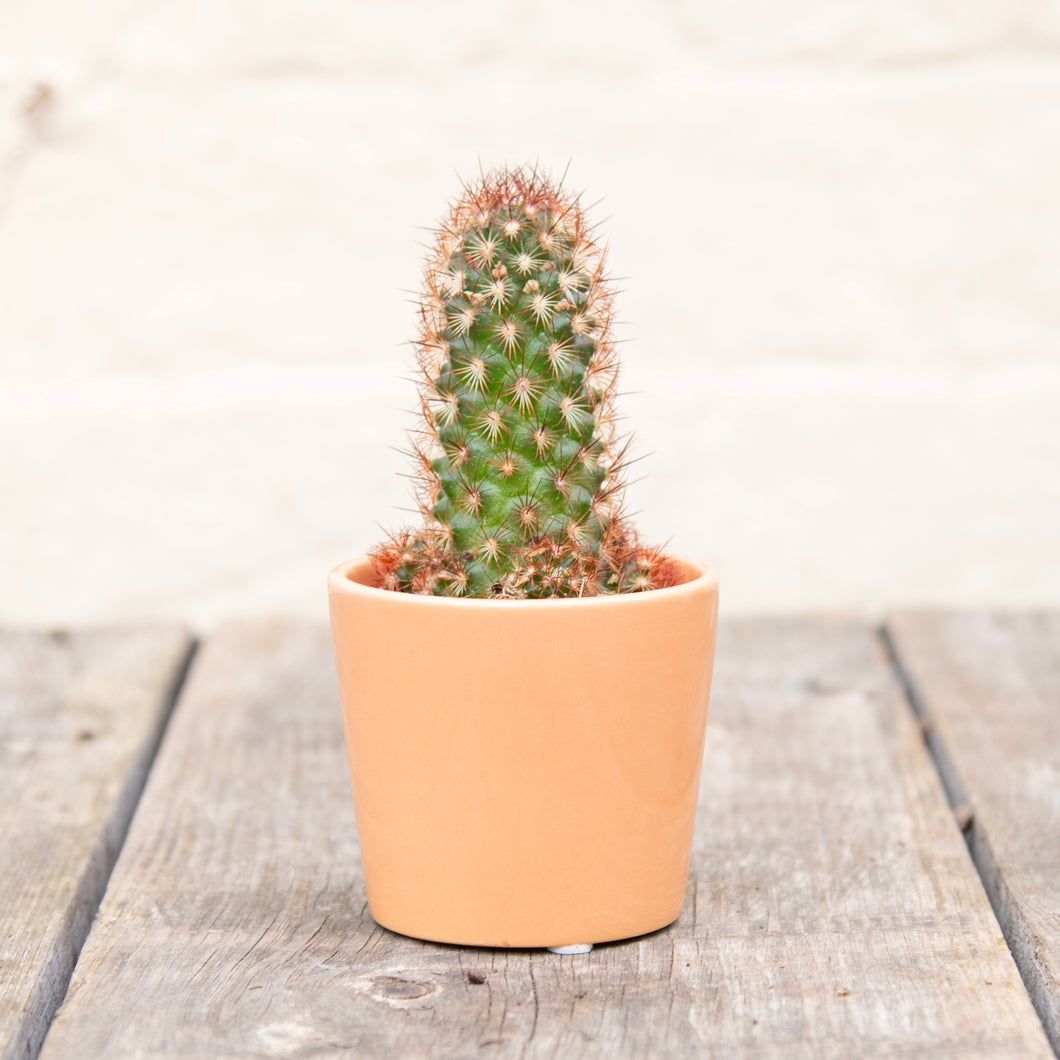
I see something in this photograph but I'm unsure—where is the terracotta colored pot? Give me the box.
[328,554,719,949]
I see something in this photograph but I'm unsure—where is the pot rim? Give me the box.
[328,553,718,610]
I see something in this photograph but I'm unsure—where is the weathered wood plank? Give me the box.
[41,618,1050,1058]
[0,627,192,1060]
[888,611,1060,1053]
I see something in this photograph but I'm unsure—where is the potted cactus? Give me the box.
[328,165,719,951]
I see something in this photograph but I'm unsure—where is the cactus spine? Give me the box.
[376,165,669,598]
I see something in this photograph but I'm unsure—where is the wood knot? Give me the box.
[369,976,434,1001]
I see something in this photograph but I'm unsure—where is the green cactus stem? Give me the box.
[374,165,672,599]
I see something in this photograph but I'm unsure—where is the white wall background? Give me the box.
[1,1,1058,628]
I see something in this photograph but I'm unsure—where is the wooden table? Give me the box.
[2,615,1058,1058]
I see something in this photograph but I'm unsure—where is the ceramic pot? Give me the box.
[328,554,719,949]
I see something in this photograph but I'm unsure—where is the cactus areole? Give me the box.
[374,166,673,599]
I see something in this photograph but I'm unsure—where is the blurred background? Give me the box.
[1,1,1058,629]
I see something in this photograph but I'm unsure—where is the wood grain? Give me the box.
[0,627,192,1060]
[888,611,1060,1054]
[41,618,1051,1058]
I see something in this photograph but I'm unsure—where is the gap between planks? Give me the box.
[0,632,197,1060]
[881,617,1060,1059]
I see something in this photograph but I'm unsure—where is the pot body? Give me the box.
[328,555,719,948]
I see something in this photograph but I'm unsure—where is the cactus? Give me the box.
[374,165,671,598]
